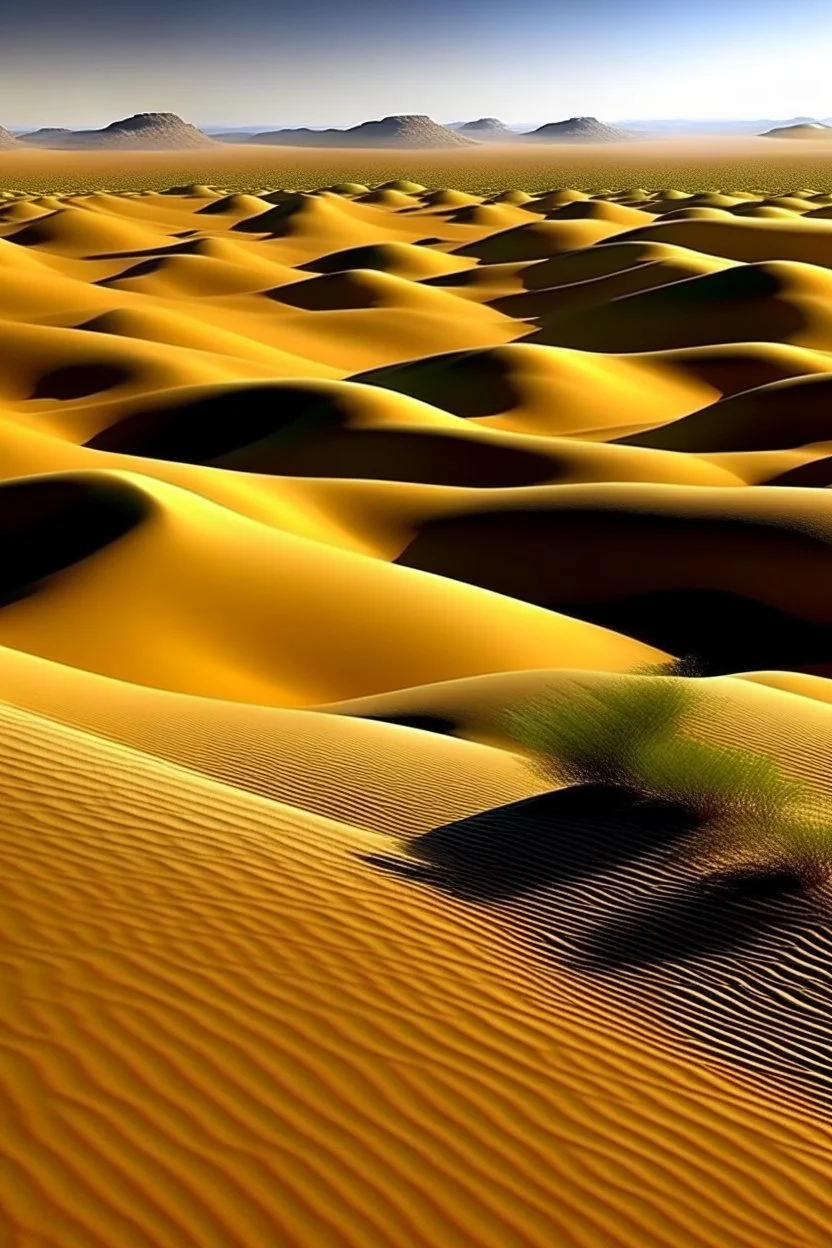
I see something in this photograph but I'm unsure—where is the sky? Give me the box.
[2,0,831,128]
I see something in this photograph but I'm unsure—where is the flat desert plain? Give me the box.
[3,152,832,1246]
[6,135,832,192]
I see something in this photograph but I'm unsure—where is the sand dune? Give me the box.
[532,260,832,352]
[3,180,832,1246]
[301,239,474,279]
[457,216,626,260]
[6,697,832,1247]
[3,204,179,254]
[608,214,832,266]
[620,372,832,452]
[391,482,832,671]
[0,469,659,703]
[358,339,832,438]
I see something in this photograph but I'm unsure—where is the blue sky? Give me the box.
[2,0,831,127]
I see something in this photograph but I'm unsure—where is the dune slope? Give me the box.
[6,699,832,1248]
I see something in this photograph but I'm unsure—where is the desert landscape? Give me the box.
[4,116,832,1246]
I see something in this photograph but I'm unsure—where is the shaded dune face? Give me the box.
[6,181,832,1248]
[84,380,558,486]
[84,381,340,459]
[0,474,150,604]
[31,362,132,400]
[619,372,832,452]
[530,261,832,352]
[393,493,832,672]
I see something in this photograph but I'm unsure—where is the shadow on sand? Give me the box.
[575,873,816,970]
[365,783,697,903]
[365,783,832,1105]
[365,783,820,965]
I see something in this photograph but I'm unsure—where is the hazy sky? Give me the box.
[2,0,831,127]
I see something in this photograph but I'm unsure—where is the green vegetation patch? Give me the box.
[508,675,831,892]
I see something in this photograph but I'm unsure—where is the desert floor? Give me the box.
[5,135,832,192]
[2,166,832,1246]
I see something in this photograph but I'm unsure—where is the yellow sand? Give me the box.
[2,179,832,1246]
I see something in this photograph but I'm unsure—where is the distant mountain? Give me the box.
[17,127,74,147]
[523,116,631,143]
[0,126,18,149]
[18,114,217,150]
[760,121,832,139]
[614,117,819,136]
[452,118,514,141]
[249,115,475,148]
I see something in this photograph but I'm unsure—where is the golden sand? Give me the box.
[2,178,832,1245]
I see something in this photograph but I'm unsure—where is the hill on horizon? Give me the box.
[0,126,18,149]
[453,118,514,141]
[17,113,217,150]
[523,116,631,143]
[248,114,475,148]
[616,116,823,135]
[761,121,832,139]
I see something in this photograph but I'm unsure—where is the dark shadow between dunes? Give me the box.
[395,508,832,674]
[0,476,149,606]
[98,256,170,283]
[217,428,556,487]
[525,262,808,353]
[357,349,519,419]
[91,239,217,264]
[85,383,557,486]
[554,589,832,676]
[85,383,334,461]
[767,456,832,488]
[616,373,832,454]
[29,363,131,401]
